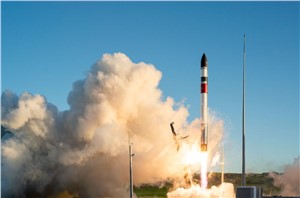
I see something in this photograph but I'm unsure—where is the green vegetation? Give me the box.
[134,184,169,198]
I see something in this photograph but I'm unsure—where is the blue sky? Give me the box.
[1,2,299,173]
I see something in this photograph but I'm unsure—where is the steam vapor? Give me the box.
[167,183,235,198]
[2,53,225,197]
[270,157,300,196]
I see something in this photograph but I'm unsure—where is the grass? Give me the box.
[134,184,169,198]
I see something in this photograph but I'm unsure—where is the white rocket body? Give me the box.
[200,53,208,152]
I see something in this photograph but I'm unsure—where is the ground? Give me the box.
[134,172,287,198]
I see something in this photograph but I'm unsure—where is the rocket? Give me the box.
[200,53,208,152]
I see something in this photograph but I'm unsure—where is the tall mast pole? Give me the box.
[129,143,133,198]
[242,34,246,186]
[221,145,224,184]
[128,131,134,198]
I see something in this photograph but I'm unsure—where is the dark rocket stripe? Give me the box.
[201,77,208,82]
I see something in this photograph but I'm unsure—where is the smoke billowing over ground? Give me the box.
[2,53,227,197]
[270,157,300,197]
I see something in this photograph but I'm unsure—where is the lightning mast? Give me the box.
[221,145,224,184]
[242,34,246,186]
[128,132,134,198]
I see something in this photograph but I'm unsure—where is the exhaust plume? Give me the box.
[2,53,225,197]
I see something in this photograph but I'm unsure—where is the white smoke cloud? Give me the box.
[1,53,226,197]
[167,183,235,198]
[1,92,55,138]
[270,157,300,196]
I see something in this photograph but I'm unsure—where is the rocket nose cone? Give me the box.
[201,53,208,67]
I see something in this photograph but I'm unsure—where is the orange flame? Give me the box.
[200,152,208,189]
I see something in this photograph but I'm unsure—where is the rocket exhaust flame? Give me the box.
[200,152,208,189]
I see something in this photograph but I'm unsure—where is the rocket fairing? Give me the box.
[200,53,208,152]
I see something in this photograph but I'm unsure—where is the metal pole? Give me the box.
[129,143,133,198]
[242,34,246,186]
[221,146,224,184]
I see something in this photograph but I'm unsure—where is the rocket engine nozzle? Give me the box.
[201,144,207,152]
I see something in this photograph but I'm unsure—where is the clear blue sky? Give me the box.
[2,2,299,173]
